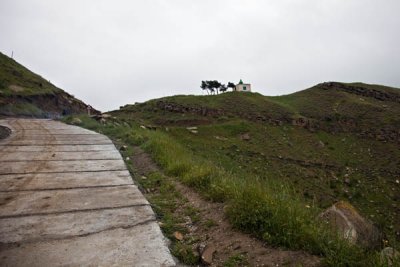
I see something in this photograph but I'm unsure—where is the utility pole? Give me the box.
[11,51,13,58]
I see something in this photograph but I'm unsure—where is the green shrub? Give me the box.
[226,181,321,251]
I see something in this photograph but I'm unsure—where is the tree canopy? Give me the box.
[200,80,235,95]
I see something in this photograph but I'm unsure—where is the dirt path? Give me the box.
[131,146,321,267]
[0,118,175,266]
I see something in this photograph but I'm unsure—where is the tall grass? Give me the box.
[65,115,387,266]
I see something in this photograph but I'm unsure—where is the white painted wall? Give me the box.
[235,84,252,92]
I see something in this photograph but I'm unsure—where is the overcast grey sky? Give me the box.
[1,0,399,111]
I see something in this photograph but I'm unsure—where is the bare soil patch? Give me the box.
[131,147,159,175]
[8,85,25,92]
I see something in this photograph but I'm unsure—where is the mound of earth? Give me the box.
[0,52,99,117]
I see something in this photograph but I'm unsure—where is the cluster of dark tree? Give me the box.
[200,80,236,95]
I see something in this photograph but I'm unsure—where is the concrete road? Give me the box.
[0,119,175,267]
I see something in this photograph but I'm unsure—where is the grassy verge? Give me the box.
[63,115,397,267]
[135,172,201,265]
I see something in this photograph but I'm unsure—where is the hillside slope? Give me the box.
[112,82,400,244]
[118,82,400,143]
[0,52,98,117]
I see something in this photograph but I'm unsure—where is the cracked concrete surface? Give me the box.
[0,118,175,267]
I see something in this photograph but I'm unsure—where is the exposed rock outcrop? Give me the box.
[0,93,99,118]
[320,82,400,104]
[380,247,400,266]
[319,201,382,249]
[156,101,225,117]
[0,52,100,118]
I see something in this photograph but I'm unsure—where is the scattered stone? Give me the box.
[141,176,147,180]
[240,133,250,141]
[125,157,130,161]
[91,113,111,123]
[214,136,228,141]
[183,216,193,225]
[185,127,199,134]
[380,247,400,266]
[173,231,184,241]
[396,179,399,184]
[344,178,351,185]
[198,243,206,253]
[119,145,128,151]
[233,244,241,250]
[140,125,146,129]
[318,201,382,248]
[200,244,216,265]
[70,117,82,125]
[318,141,325,148]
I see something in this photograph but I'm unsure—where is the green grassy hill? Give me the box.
[112,83,400,244]
[0,52,98,117]
[63,81,399,266]
[118,82,400,140]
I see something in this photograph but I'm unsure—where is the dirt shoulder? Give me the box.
[129,146,321,267]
